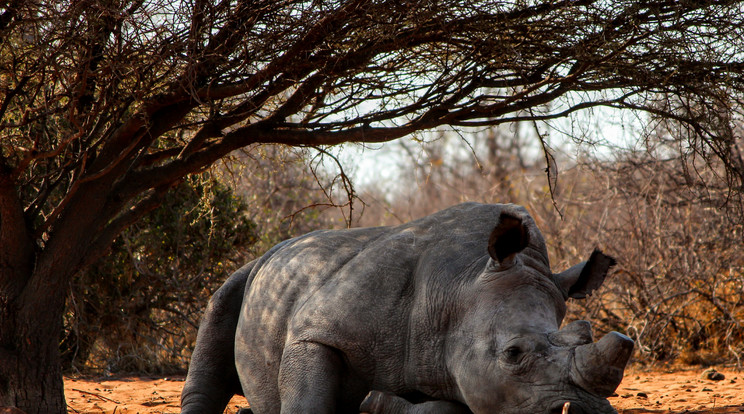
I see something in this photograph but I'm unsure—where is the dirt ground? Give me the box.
[64,366,744,414]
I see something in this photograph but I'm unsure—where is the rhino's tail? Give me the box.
[181,261,255,414]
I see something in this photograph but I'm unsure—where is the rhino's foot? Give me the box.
[360,391,472,414]
[360,391,412,414]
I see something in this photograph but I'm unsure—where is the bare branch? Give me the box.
[79,185,172,270]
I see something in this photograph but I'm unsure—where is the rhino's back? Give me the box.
[234,202,548,404]
[237,203,529,331]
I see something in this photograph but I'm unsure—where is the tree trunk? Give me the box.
[0,267,68,414]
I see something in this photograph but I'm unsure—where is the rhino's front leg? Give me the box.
[360,391,472,414]
[277,340,344,413]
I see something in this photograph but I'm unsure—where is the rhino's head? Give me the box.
[443,211,633,414]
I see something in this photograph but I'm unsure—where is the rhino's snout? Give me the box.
[571,331,634,397]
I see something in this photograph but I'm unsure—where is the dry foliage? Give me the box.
[569,154,744,366]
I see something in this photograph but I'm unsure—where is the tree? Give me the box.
[1,0,743,412]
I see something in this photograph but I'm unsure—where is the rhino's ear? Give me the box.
[487,212,530,264]
[554,249,616,299]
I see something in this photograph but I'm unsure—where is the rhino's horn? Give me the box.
[571,331,634,397]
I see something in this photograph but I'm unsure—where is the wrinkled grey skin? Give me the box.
[181,203,633,414]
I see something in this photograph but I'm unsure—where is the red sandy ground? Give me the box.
[64,366,744,414]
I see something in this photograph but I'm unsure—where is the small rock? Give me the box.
[703,368,725,381]
[702,387,713,392]
[636,392,648,398]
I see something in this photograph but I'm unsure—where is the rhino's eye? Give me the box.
[503,345,525,363]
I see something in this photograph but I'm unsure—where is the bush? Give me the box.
[61,174,258,374]
[559,154,744,365]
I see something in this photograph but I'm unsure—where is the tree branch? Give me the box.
[79,185,172,271]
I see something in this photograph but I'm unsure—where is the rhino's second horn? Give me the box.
[571,331,634,397]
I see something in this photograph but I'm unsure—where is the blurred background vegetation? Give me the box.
[62,124,744,374]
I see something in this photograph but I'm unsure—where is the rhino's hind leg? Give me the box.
[181,262,254,414]
[360,391,472,414]
[277,340,347,413]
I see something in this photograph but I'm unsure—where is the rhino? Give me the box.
[181,202,633,414]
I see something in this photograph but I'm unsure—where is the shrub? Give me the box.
[61,174,257,374]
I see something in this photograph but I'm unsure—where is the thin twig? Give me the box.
[71,388,121,404]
